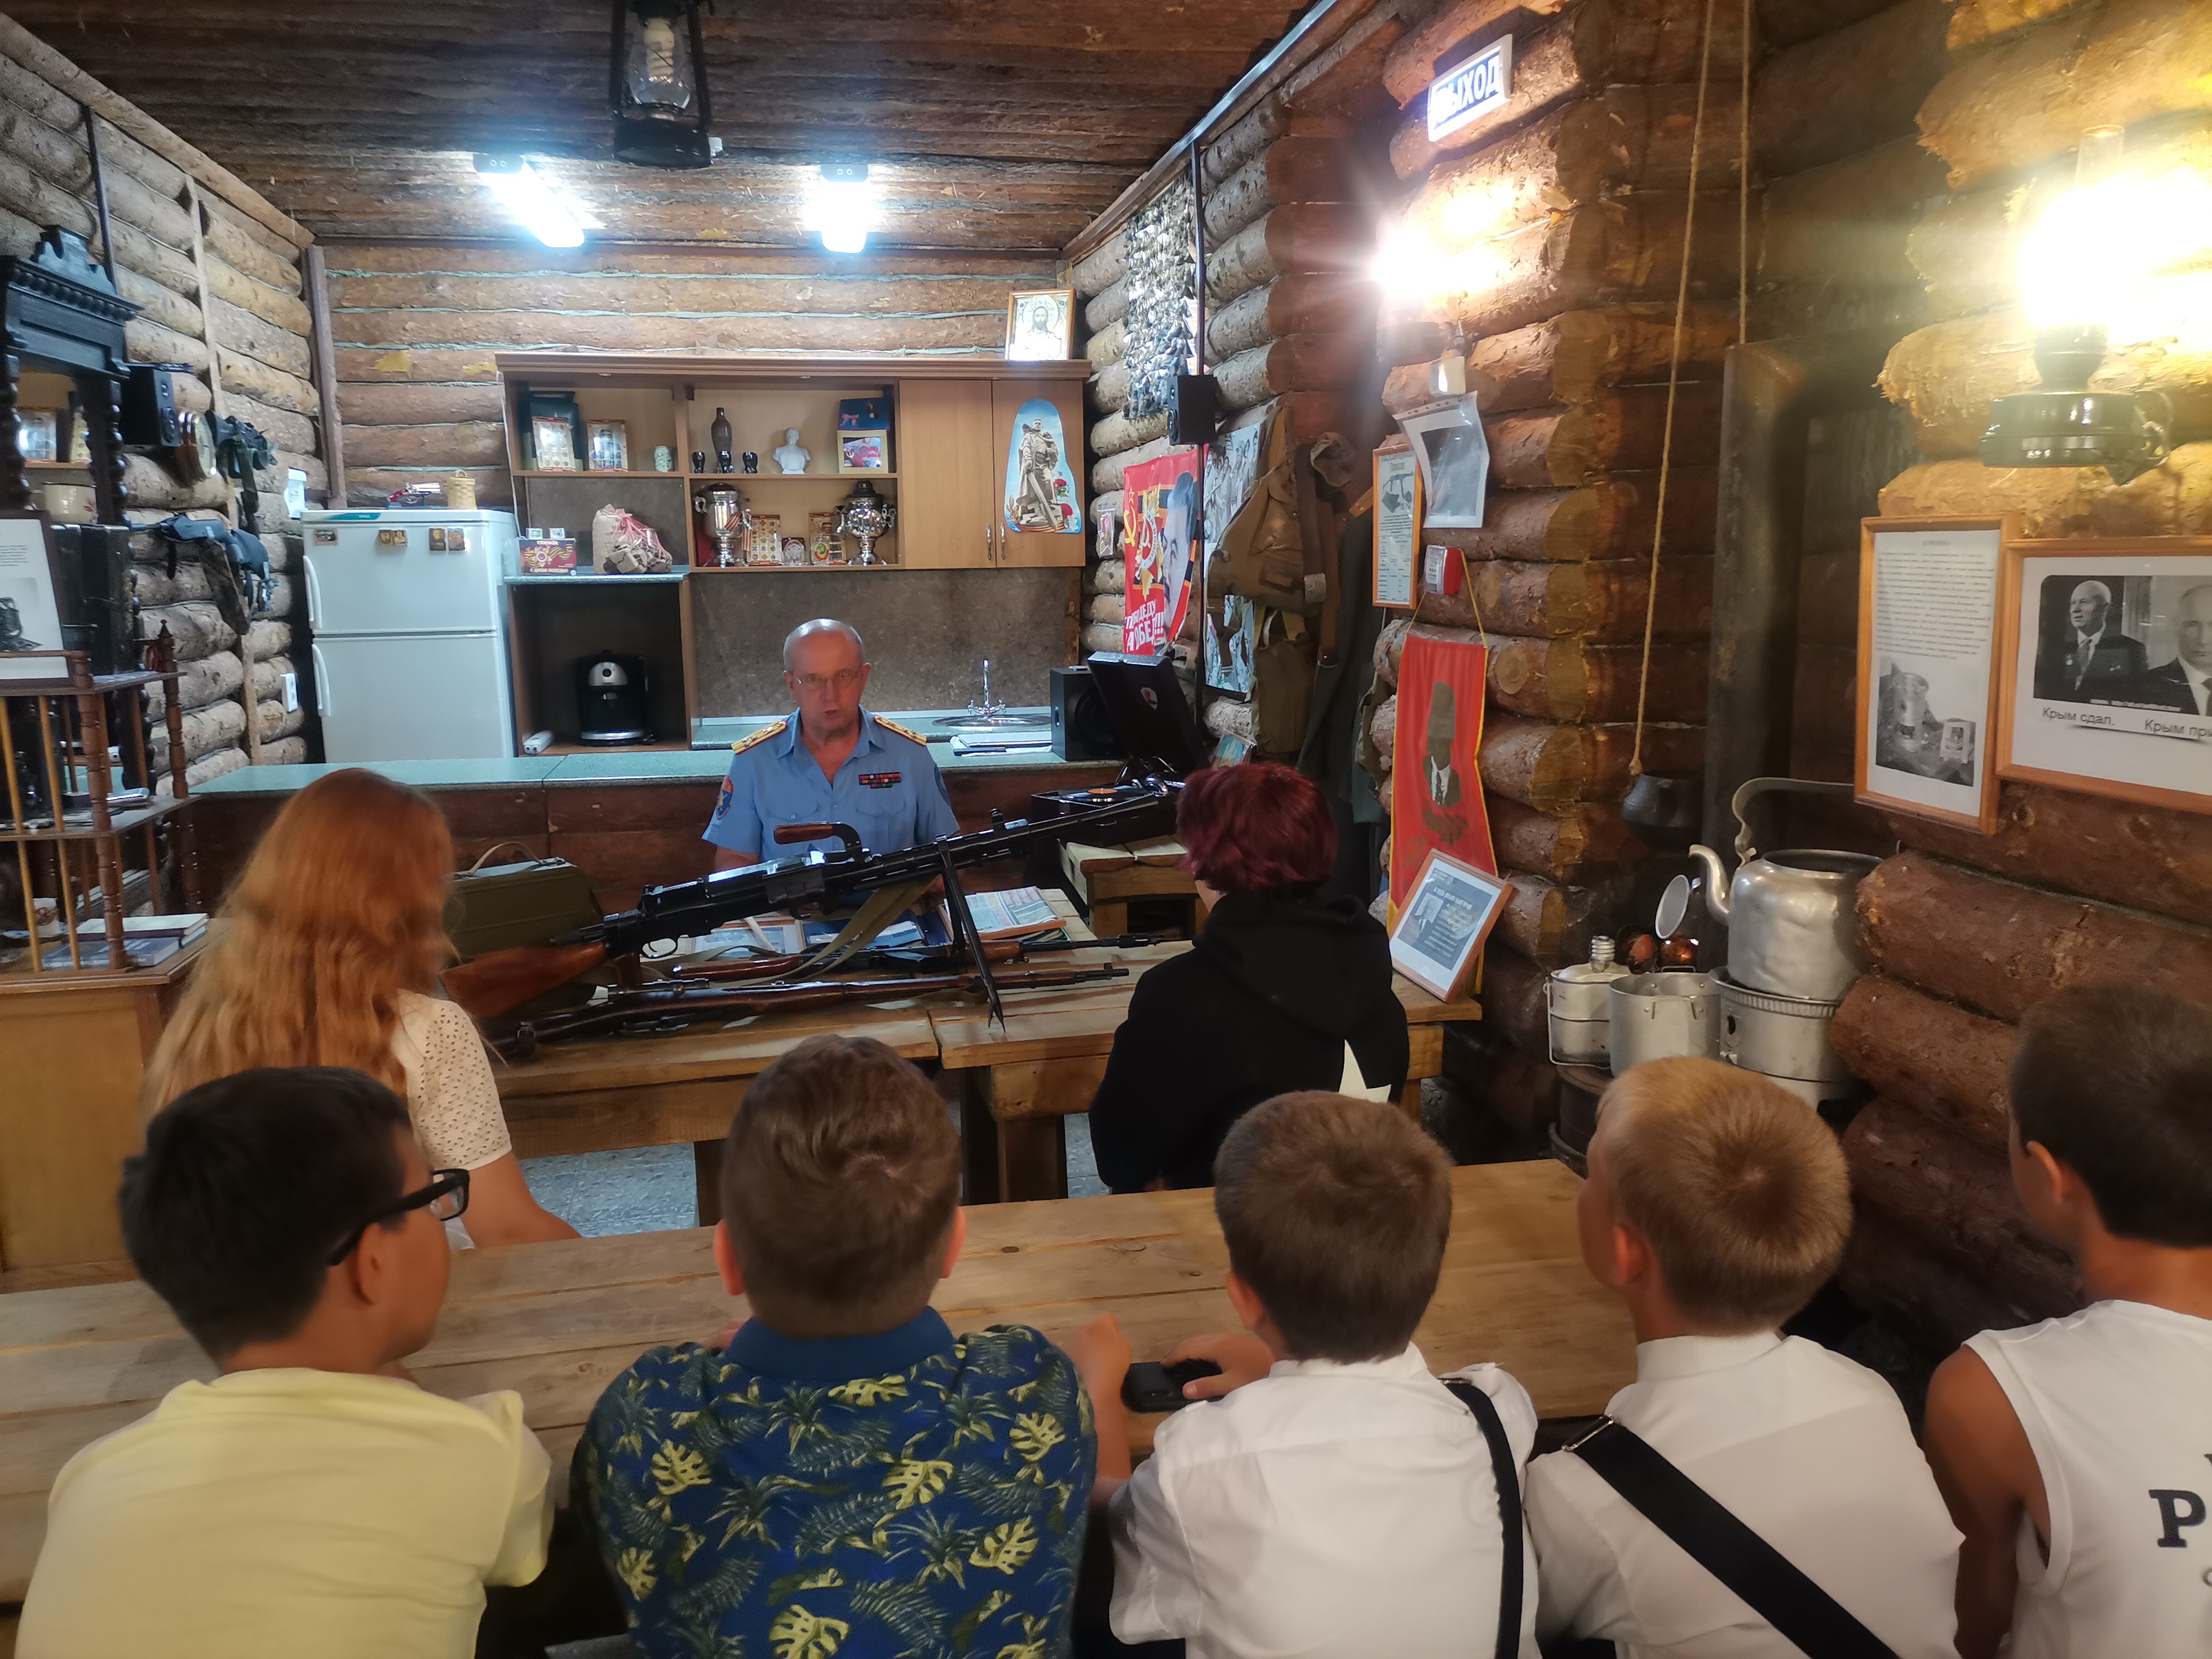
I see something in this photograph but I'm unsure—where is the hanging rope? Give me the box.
[1629,0,1721,780]
[1740,0,1752,345]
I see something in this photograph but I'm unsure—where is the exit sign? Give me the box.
[1426,36,1512,142]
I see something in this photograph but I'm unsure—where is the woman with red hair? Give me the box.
[1087,761,1409,1191]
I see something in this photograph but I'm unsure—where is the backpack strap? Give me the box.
[1567,1419,1897,1659]
[1442,1378,1525,1659]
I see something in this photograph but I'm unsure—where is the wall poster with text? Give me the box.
[1390,628,1498,916]
[1122,446,1203,655]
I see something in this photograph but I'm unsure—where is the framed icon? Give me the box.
[1005,287,1074,361]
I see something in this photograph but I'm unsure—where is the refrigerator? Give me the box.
[302,508,520,761]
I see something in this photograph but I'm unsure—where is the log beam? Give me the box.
[1483,385,1725,490]
[1416,555,1714,643]
[1858,853,2212,1024]
[1830,974,2015,1150]
[1385,306,1736,420]
[1877,445,2212,539]
[1419,472,1719,565]
[1750,0,1951,179]
[1488,796,1648,881]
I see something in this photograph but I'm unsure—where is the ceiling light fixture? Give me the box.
[474,156,592,248]
[806,163,877,254]
[611,0,718,170]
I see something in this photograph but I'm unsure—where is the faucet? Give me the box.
[966,658,1006,719]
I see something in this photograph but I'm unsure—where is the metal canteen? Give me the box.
[1688,776,1878,1003]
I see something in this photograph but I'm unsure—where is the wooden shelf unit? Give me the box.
[494,352,1090,740]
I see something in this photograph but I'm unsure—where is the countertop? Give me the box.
[194,709,1111,796]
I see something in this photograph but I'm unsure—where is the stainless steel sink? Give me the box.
[926,711,1052,732]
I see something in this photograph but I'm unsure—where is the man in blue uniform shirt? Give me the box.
[705,617,959,868]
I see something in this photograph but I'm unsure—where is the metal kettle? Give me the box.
[1688,778,1878,1003]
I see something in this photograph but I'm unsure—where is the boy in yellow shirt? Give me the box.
[20,1066,553,1659]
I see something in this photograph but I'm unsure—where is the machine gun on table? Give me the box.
[444,778,1181,1036]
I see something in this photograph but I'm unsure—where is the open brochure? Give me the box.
[948,885,1061,941]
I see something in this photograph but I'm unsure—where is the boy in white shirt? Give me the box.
[20,1066,553,1659]
[1094,1089,1540,1659]
[1925,985,2212,1659]
[1526,1057,1961,1657]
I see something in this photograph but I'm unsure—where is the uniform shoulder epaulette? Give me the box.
[873,716,929,746]
[730,718,787,757]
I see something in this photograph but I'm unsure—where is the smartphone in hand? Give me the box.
[1120,1358,1223,1413]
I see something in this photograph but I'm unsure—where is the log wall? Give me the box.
[0,28,320,791]
[1840,0,2212,1354]
[327,245,1060,509]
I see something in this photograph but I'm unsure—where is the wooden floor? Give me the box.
[0,1161,1630,1603]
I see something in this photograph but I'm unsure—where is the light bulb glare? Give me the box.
[476,159,589,249]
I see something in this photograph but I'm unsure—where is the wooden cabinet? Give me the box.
[894,372,1086,569]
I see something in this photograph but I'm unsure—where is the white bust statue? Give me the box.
[773,427,810,474]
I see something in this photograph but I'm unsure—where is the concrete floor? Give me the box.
[523,1113,1108,1237]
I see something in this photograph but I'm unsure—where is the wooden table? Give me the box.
[937,945,1484,1202]
[495,994,941,1223]
[0,1161,1632,1604]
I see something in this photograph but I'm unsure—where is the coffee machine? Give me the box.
[576,651,652,745]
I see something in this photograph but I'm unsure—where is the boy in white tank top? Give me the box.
[1925,985,2212,1659]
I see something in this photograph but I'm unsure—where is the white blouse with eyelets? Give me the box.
[389,991,514,1172]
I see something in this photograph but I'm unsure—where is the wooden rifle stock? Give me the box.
[498,964,1128,1060]
[441,941,608,1022]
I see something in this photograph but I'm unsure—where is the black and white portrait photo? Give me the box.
[2002,549,2212,812]
[1389,850,1511,1001]
[1873,657,1976,786]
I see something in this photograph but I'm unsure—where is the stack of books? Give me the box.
[38,912,207,971]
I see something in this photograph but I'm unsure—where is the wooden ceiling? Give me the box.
[9,1,1309,252]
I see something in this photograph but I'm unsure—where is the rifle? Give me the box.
[442,779,1180,1021]
[662,933,1165,983]
[494,963,1130,1061]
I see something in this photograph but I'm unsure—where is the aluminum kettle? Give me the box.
[1688,778,1878,1003]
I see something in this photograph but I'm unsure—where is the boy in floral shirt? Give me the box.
[576,1036,1109,1658]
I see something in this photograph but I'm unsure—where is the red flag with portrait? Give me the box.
[1390,629,1498,912]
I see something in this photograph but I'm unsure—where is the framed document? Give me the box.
[1373,437,1419,609]
[0,513,64,680]
[1389,848,1511,1001]
[1855,516,2012,833]
[1995,536,2212,814]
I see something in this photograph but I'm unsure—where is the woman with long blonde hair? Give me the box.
[144,767,576,1245]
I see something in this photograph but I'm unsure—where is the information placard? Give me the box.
[1374,439,1418,610]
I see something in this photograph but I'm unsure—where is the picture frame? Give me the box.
[745,512,784,567]
[0,511,65,681]
[586,419,629,472]
[1389,847,1512,1001]
[17,409,57,464]
[1005,286,1074,362]
[530,415,578,472]
[1399,399,1489,530]
[1855,515,2015,834]
[837,428,890,475]
[1373,436,1420,609]
[808,510,846,565]
[1995,536,2212,814]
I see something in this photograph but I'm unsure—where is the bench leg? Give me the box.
[1089,899,1129,938]
[958,1074,1003,1206]
[693,1138,724,1225]
[998,1117,1069,1203]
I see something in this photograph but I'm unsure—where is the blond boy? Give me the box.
[1527,1058,1960,1656]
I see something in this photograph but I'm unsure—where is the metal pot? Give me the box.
[1547,936,1631,1065]
[1689,776,1877,1003]
[1609,972,1722,1072]
[1717,973,1852,1087]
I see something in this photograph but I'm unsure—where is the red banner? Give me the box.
[1121,447,1203,655]
[1390,629,1498,910]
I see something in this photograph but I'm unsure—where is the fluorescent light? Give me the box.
[804,163,876,254]
[474,156,590,248]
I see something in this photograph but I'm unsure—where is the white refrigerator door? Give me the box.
[311,633,514,761]
[304,511,514,635]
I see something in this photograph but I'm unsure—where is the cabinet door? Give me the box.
[895,378,996,568]
[993,377,1087,567]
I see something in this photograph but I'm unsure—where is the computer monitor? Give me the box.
[1084,651,1211,780]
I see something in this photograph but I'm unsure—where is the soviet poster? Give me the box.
[1389,628,1499,911]
[1122,446,1203,655]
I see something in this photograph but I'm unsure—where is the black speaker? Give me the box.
[1169,371,1220,447]
[1050,665,1121,762]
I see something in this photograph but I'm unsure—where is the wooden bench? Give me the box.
[1057,837,1201,937]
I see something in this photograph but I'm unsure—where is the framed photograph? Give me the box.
[1400,399,1489,530]
[837,429,889,475]
[1389,848,1512,1001]
[1996,537,2212,813]
[17,409,57,464]
[1005,287,1074,361]
[530,415,578,472]
[1373,437,1420,609]
[586,419,629,472]
[808,510,846,565]
[0,513,64,680]
[745,512,784,567]
[1855,516,2013,833]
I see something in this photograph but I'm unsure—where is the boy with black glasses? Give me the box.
[19,1067,554,1659]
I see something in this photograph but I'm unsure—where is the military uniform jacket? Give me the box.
[704,709,959,860]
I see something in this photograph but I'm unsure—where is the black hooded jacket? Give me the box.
[1086,889,1411,1192]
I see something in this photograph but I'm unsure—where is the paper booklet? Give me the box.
[950,885,1062,941]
